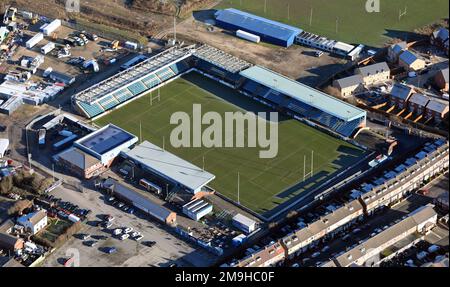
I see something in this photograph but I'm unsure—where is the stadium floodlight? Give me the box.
[237,172,240,204]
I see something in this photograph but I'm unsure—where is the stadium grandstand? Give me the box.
[239,66,367,137]
[192,44,253,87]
[73,44,366,138]
[72,46,195,119]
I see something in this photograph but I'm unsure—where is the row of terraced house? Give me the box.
[228,139,449,267]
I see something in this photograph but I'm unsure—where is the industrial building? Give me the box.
[295,31,357,58]
[55,147,105,179]
[0,95,22,115]
[103,178,176,225]
[74,124,138,167]
[0,78,64,106]
[182,199,213,221]
[232,213,257,234]
[121,141,215,194]
[214,8,302,47]
[49,71,76,86]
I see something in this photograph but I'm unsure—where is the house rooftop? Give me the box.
[409,93,430,107]
[390,83,413,101]
[356,62,390,77]
[334,75,364,88]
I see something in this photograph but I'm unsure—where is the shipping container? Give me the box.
[26,33,44,49]
[236,30,260,43]
[41,19,61,36]
[41,42,55,54]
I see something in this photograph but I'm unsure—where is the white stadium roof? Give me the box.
[121,141,215,192]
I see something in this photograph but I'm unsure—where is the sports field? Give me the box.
[95,73,365,215]
[216,0,449,47]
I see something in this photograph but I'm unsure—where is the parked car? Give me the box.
[311,252,321,258]
[314,50,324,57]
[134,235,144,241]
[113,228,122,236]
[123,227,133,234]
[80,234,90,240]
[321,246,330,252]
[105,215,115,222]
[102,222,113,229]
[84,240,98,247]
[119,233,129,241]
[143,241,156,247]
[104,247,117,254]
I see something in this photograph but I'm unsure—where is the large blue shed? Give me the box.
[214,8,302,47]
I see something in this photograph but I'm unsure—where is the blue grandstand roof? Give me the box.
[215,8,302,42]
[240,66,366,122]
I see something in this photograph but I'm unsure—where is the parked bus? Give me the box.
[120,55,148,71]
[139,178,162,195]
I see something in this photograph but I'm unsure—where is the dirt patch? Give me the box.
[1,0,214,37]
[177,23,348,86]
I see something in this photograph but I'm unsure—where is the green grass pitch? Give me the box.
[216,0,449,47]
[95,73,365,215]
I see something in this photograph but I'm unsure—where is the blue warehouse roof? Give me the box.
[215,8,302,44]
[240,66,367,122]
